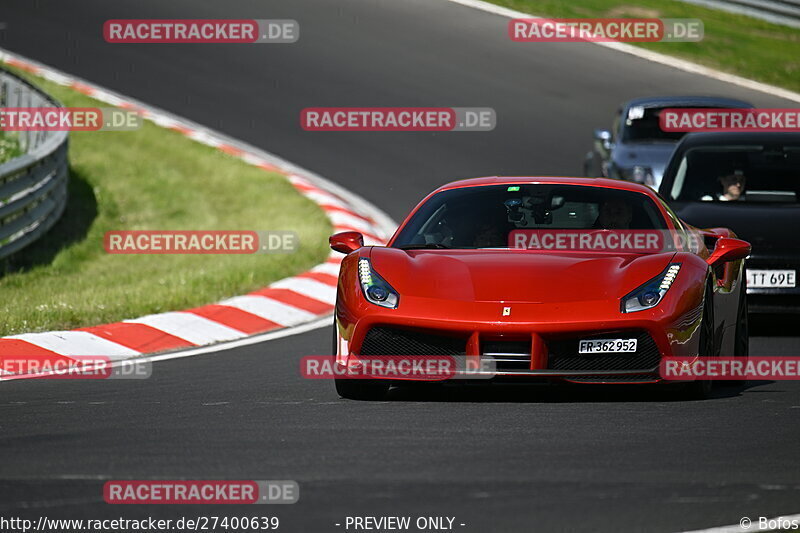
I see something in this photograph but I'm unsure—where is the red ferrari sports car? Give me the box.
[329,177,750,400]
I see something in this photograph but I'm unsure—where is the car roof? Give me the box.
[623,96,754,110]
[434,176,659,196]
[676,131,800,148]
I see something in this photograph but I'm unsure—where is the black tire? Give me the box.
[331,318,390,400]
[335,378,390,400]
[685,283,715,400]
[331,317,337,356]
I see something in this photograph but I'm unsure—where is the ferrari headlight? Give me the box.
[358,258,399,309]
[622,263,681,313]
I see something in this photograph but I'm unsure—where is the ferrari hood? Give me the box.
[370,248,675,303]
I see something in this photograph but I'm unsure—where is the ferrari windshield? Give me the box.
[392,184,668,250]
[667,144,800,204]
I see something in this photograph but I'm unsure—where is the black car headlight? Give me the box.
[622,263,681,313]
[358,258,399,309]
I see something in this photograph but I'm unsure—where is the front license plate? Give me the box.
[747,269,796,288]
[578,338,637,354]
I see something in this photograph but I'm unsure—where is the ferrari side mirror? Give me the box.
[329,231,364,254]
[706,237,751,268]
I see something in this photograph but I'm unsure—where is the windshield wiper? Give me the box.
[397,243,453,250]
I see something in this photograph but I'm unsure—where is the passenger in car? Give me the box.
[701,172,746,202]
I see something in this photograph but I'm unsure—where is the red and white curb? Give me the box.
[0,48,396,380]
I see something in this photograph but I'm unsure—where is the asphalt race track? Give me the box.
[1,1,800,531]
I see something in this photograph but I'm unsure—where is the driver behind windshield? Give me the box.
[447,203,508,248]
[701,172,746,202]
[472,204,509,247]
[594,199,633,230]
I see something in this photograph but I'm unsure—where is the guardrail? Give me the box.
[0,66,68,261]
[679,0,800,28]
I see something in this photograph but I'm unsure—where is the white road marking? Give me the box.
[312,262,342,277]
[326,211,377,233]
[6,331,139,358]
[303,190,349,209]
[218,295,317,326]
[271,278,338,304]
[133,316,331,365]
[125,312,246,344]
[2,317,332,382]
[186,129,222,147]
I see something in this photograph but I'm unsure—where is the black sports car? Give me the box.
[658,132,800,313]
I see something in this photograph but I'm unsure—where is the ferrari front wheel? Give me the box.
[684,283,715,400]
[332,318,390,400]
[722,276,749,387]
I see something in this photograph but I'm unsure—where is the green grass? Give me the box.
[492,0,800,93]
[0,67,332,336]
[0,133,23,163]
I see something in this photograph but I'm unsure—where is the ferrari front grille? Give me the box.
[481,340,530,371]
[359,326,467,356]
[547,331,660,371]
